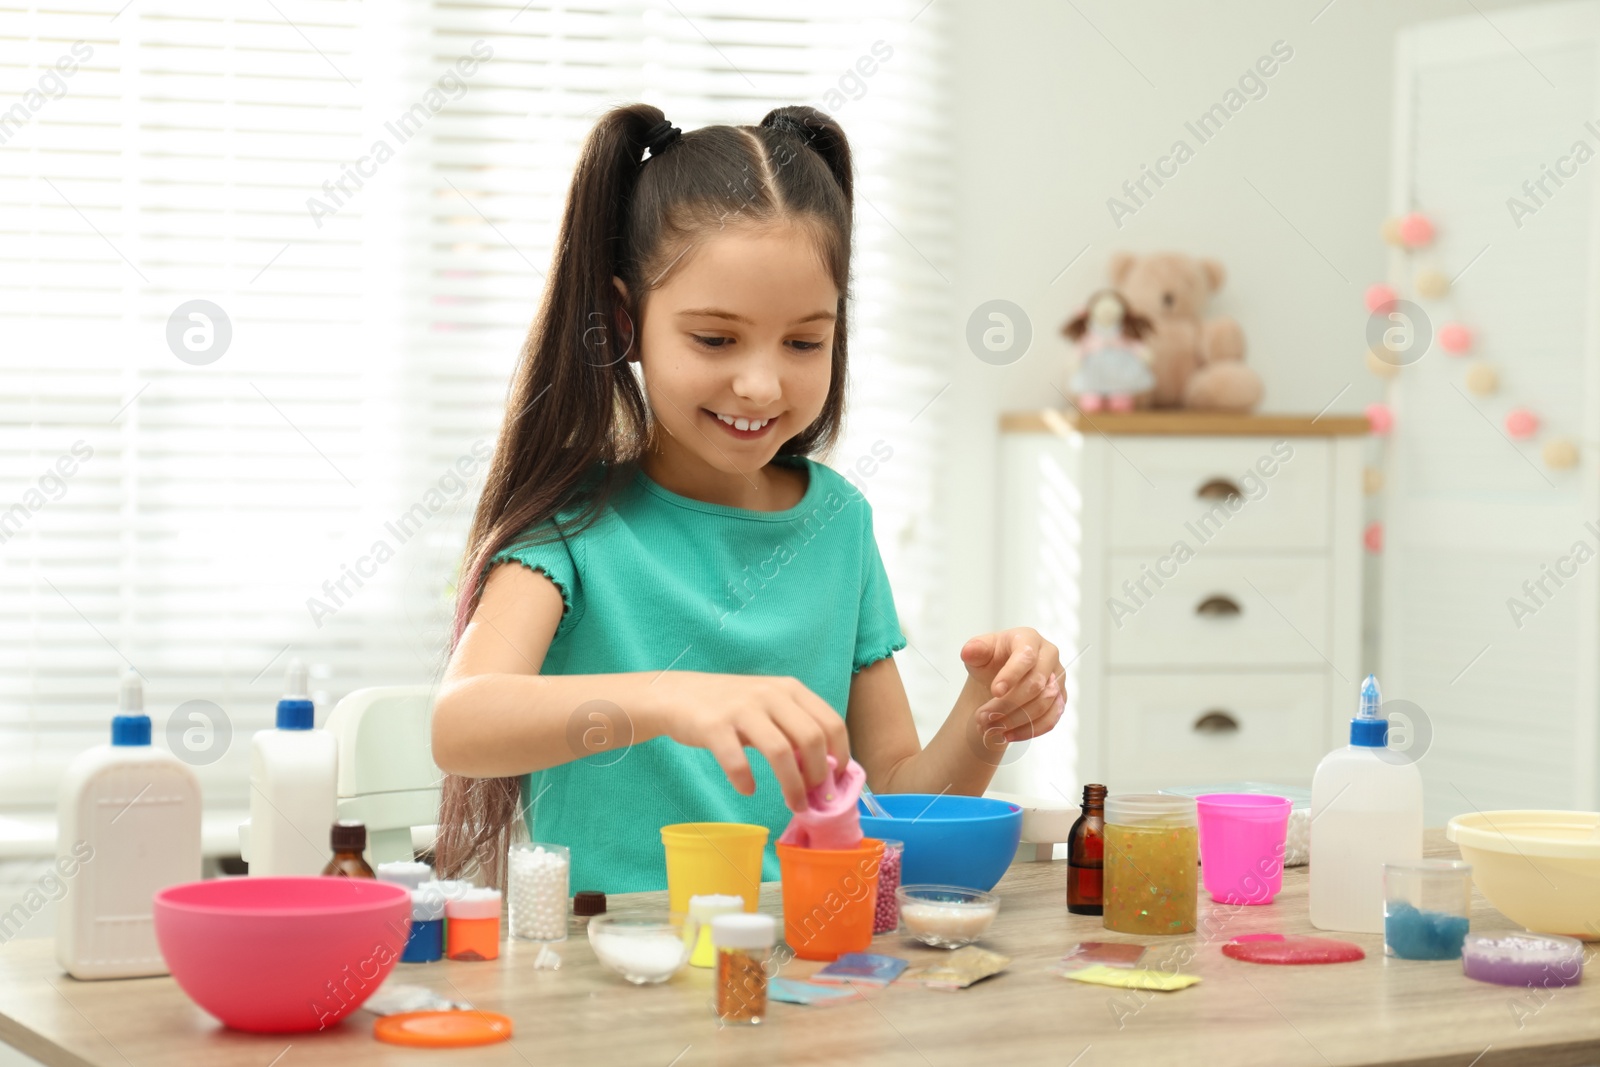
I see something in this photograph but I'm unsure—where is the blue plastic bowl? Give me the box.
[857,794,1022,891]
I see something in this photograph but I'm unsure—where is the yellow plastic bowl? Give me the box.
[1445,810,1600,940]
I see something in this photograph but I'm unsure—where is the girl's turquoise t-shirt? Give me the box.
[487,455,907,894]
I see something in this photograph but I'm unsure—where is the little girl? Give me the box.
[431,103,1066,893]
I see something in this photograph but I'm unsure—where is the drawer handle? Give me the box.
[1196,478,1243,503]
[1195,595,1242,618]
[1193,710,1240,734]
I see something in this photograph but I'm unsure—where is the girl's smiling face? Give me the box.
[624,220,838,507]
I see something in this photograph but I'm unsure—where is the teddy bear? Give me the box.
[1107,251,1263,412]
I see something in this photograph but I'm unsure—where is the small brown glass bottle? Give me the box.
[321,819,376,878]
[1066,784,1106,915]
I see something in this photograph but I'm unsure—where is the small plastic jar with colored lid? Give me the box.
[1462,931,1584,987]
[1102,793,1198,936]
[713,913,775,1026]
[377,861,433,889]
[403,884,446,963]
[446,888,502,961]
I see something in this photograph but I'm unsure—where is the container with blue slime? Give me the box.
[1383,860,1472,960]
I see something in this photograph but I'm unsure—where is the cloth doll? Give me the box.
[1063,289,1155,412]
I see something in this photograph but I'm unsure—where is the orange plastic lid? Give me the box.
[373,1011,513,1048]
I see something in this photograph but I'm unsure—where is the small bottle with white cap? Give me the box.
[685,894,745,968]
[402,883,446,963]
[446,887,503,961]
[712,913,776,1025]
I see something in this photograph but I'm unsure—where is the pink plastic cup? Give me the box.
[1195,793,1292,905]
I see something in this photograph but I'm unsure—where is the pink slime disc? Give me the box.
[1222,934,1366,965]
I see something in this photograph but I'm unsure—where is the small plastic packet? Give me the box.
[768,978,863,1006]
[1049,940,1152,979]
[1050,941,1147,975]
[811,952,909,987]
[359,982,473,1016]
[1057,964,1201,991]
[903,946,1010,991]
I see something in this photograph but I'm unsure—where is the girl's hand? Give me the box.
[647,672,850,812]
[960,628,1067,745]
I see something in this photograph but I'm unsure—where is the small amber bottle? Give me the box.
[1067,784,1107,915]
[321,820,376,878]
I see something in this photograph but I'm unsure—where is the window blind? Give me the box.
[1,0,953,816]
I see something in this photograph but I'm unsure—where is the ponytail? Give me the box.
[760,105,853,209]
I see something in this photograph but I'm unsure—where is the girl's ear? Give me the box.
[611,276,637,362]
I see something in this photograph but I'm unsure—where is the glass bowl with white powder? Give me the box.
[896,885,1000,949]
[586,914,691,984]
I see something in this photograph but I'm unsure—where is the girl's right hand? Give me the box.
[646,672,850,812]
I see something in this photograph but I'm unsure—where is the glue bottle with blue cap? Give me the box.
[245,658,337,876]
[1309,674,1423,934]
[57,669,202,978]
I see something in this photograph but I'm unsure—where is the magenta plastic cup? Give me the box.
[1195,793,1292,905]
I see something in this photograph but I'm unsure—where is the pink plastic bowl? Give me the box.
[153,877,412,1033]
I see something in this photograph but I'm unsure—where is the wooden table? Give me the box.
[2,831,1597,1067]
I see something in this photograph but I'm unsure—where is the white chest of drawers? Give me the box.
[994,410,1369,798]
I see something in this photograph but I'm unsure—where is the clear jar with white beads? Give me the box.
[508,842,570,942]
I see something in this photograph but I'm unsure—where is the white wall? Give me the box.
[938,0,1535,669]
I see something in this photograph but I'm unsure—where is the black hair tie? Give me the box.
[641,119,681,162]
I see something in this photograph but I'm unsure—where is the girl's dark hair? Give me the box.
[1063,289,1152,342]
[434,104,855,887]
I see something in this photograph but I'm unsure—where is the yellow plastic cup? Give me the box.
[660,823,768,919]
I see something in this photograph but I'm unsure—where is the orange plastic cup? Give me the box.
[660,823,768,918]
[777,838,886,961]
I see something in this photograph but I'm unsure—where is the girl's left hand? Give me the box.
[960,627,1067,744]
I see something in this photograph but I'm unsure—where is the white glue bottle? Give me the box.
[246,659,337,876]
[56,669,202,979]
[1309,674,1423,933]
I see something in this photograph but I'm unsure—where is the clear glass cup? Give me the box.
[1384,859,1471,959]
[507,841,569,942]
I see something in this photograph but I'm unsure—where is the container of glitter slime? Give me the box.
[1462,931,1584,987]
[1384,860,1471,960]
[1102,793,1198,936]
[874,839,904,935]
